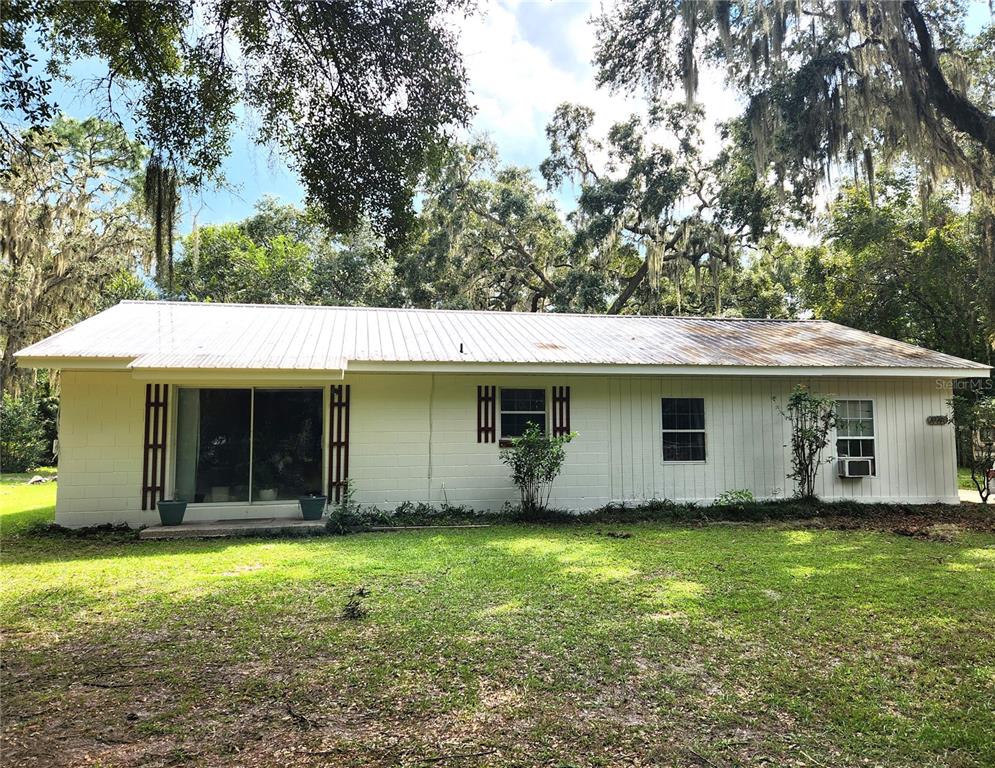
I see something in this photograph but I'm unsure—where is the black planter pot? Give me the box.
[157,500,188,526]
[299,495,327,520]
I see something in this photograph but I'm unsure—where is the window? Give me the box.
[174,388,324,503]
[500,388,546,438]
[836,399,876,474]
[662,398,706,461]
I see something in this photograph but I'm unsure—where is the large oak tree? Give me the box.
[2,0,474,279]
[596,0,995,204]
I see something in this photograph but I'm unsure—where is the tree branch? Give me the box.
[902,0,995,157]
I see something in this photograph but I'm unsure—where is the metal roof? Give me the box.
[14,301,991,375]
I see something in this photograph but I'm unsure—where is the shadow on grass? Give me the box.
[1,504,56,537]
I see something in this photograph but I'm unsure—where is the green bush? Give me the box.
[1,392,48,473]
[499,424,575,516]
[715,489,757,506]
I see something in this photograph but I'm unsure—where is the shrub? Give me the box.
[1,392,48,473]
[499,424,575,516]
[715,489,756,506]
[776,385,838,499]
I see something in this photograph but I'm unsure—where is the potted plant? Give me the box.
[298,493,327,520]
[157,499,188,526]
[254,463,279,501]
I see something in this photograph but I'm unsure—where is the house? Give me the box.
[14,301,991,527]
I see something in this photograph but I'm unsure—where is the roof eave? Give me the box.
[346,360,991,378]
[14,355,989,380]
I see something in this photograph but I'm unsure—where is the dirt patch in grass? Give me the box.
[796,502,995,539]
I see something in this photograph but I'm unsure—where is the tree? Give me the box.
[541,103,779,314]
[400,141,574,312]
[1,117,149,392]
[3,0,474,271]
[173,198,403,308]
[174,224,313,304]
[777,385,838,499]
[802,179,993,366]
[595,1,995,202]
[950,394,995,504]
[0,390,47,472]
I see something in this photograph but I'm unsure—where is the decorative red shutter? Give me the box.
[477,385,496,443]
[329,384,351,502]
[552,386,571,437]
[142,384,169,511]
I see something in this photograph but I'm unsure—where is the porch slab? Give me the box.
[140,517,327,540]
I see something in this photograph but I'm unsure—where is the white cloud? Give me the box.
[452,1,742,165]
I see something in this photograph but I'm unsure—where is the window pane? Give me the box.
[837,438,875,458]
[500,388,546,412]
[174,388,251,503]
[501,412,546,438]
[662,398,705,431]
[663,431,706,461]
[252,389,324,500]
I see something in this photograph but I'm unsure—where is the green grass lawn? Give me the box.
[0,468,57,535]
[2,477,994,767]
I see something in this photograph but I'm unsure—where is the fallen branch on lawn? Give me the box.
[422,748,498,763]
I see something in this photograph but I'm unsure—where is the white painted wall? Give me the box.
[53,371,960,527]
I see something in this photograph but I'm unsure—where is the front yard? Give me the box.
[2,476,994,767]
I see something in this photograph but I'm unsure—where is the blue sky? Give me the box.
[42,0,995,231]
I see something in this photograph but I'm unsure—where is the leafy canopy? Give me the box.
[541,102,781,314]
[3,0,473,246]
[595,0,995,202]
[1,116,149,392]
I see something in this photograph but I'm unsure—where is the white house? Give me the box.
[14,301,991,527]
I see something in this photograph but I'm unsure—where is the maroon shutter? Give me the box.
[477,385,496,443]
[329,384,351,502]
[552,386,571,437]
[142,384,169,511]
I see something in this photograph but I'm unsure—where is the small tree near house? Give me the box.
[500,423,574,516]
[950,394,995,504]
[776,385,839,499]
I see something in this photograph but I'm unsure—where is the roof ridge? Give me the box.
[120,300,824,323]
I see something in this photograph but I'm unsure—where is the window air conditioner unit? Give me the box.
[838,457,873,478]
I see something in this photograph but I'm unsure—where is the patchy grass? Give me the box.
[0,468,57,535]
[1,487,994,767]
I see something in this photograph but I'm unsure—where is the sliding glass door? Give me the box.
[251,389,323,500]
[174,387,323,504]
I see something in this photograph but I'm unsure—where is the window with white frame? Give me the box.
[500,388,546,438]
[836,399,876,474]
[662,398,706,461]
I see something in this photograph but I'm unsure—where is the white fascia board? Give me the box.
[128,368,346,384]
[344,361,992,379]
[12,356,133,371]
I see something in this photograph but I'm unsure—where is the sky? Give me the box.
[41,0,995,232]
